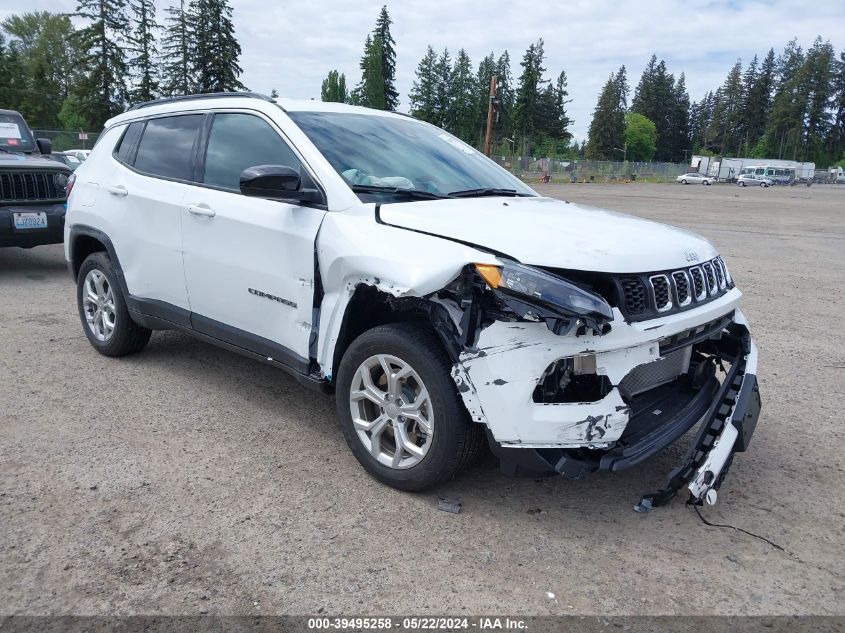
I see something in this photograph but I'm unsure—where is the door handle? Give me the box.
[187,204,216,218]
[105,185,128,197]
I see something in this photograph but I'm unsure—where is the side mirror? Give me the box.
[239,165,322,203]
[36,138,52,156]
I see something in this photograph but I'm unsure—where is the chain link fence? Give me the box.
[491,156,690,184]
[31,129,101,152]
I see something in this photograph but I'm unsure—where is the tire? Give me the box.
[702,180,710,185]
[760,182,767,188]
[336,322,484,491]
[739,181,746,187]
[76,251,151,357]
[681,179,687,184]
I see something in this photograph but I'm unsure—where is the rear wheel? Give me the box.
[76,252,151,357]
[336,323,483,491]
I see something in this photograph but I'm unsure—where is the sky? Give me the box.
[1,0,844,140]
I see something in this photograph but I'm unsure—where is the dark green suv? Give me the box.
[1,109,73,248]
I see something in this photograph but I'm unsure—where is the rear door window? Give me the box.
[202,113,301,191]
[134,115,204,181]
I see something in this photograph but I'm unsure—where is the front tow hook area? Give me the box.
[634,327,761,512]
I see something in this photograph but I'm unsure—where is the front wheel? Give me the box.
[739,181,746,187]
[760,182,768,188]
[76,252,151,357]
[681,179,687,184]
[336,323,484,491]
[703,180,711,185]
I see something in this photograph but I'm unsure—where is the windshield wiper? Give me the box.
[350,184,447,200]
[447,187,531,198]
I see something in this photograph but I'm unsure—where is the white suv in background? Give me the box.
[65,93,761,508]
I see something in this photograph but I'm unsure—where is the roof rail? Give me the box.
[128,91,275,111]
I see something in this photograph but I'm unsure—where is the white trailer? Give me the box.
[709,158,745,182]
[690,155,711,175]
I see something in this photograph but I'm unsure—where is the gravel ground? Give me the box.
[1,182,843,616]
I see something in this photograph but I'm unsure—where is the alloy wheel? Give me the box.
[349,354,434,469]
[82,269,116,342]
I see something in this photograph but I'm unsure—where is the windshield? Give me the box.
[0,113,36,153]
[287,111,535,201]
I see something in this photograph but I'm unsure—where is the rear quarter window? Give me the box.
[114,121,145,165]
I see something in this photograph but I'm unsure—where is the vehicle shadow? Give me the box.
[0,245,68,282]
[127,328,695,517]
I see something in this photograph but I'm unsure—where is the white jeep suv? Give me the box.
[65,93,761,508]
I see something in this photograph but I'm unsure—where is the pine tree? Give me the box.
[160,0,193,95]
[409,45,438,123]
[827,51,845,161]
[352,34,385,109]
[709,60,744,155]
[667,73,691,162]
[494,51,514,141]
[742,49,775,151]
[433,48,452,128]
[763,40,806,158]
[372,6,398,110]
[73,0,130,128]
[320,69,348,103]
[513,39,547,150]
[474,52,496,145]
[631,55,676,161]
[446,49,475,140]
[585,66,628,160]
[126,0,159,103]
[189,0,244,93]
[802,37,836,161]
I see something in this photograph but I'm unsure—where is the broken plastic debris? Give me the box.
[437,497,462,514]
[633,498,653,513]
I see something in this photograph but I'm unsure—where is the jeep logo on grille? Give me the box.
[684,251,700,262]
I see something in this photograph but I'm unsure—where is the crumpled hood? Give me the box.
[378,195,718,273]
[0,152,68,170]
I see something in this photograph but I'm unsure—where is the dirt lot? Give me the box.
[1,182,844,616]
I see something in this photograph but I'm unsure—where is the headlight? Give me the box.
[53,173,69,193]
[475,261,614,328]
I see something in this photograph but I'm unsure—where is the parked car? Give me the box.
[1,109,73,248]
[65,149,92,162]
[64,93,761,507]
[50,151,84,171]
[737,174,772,187]
[676,172,712,185]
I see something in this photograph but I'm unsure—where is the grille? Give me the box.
[618,345,693,399]
[673,271,691,305]
[702,262,717,295]
[650,275,672,311]
[0,171,61,202]
[621,277,648,315]
[689,267,706,300]
[713,259,725,289]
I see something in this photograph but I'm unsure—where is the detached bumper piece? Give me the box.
[489,323,761,508]
[637,324,760,510]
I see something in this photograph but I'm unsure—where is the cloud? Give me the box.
[2,0,843,137]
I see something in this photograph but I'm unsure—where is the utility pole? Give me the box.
[483,75,497,156]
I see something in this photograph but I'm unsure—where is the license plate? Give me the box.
[13,212,48,230]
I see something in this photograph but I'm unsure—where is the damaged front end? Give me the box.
[427,262,761,508]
